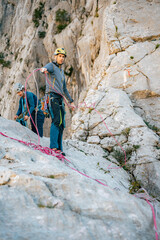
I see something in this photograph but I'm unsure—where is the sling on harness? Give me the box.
[16,110,28,126]
[38,94,50,118]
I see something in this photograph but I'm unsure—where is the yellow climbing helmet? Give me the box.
[54,48,67,57]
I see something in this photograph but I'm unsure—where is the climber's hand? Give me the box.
[40,68,48,73]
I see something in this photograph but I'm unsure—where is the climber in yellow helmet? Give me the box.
[40,47,76,155]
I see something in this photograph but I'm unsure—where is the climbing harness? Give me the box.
[39,94,50,118]
[16,97,28,127]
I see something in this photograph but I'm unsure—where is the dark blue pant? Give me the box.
[49,96,65,151]
[30,111,45,137]
[50,123,63,151]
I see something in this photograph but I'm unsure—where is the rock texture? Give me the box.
[0,0,160,239]
[0,117,160,240]
[70,0,160,199]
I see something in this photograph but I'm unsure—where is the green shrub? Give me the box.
[47,175,55,179]
[114,26,120,38]
[129,179,141,194]
[38,203,55,208]
[133,145,140,150]
[121,127,131,137]
[144,120,160,132]
[57,24,68,33]
[88,108,94,113]
[38,31,46,38]
[0,53,11,68]
[33,2,45,27]
[38,204,45,208]
[55,9,71,33]
[112,149,124,165]
[112,145,140,167]
[56,9,70,22]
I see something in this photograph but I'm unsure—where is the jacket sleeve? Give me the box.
[44,63,54,73]
[16,98,22,116]
[26,92,35,116]
[63,79,73,103]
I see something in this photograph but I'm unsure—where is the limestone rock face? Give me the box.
[1,0,159,134]
[0,0,160,238]
[0,117,160,240]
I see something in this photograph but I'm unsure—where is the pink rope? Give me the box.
[0,131,108,188]
[134,189,159,240]
[146,200,159,240]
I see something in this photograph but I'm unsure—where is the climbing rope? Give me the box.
[134,189,159,240]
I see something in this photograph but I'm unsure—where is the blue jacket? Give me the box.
[43,61,73,103]
[16,91,39,117]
